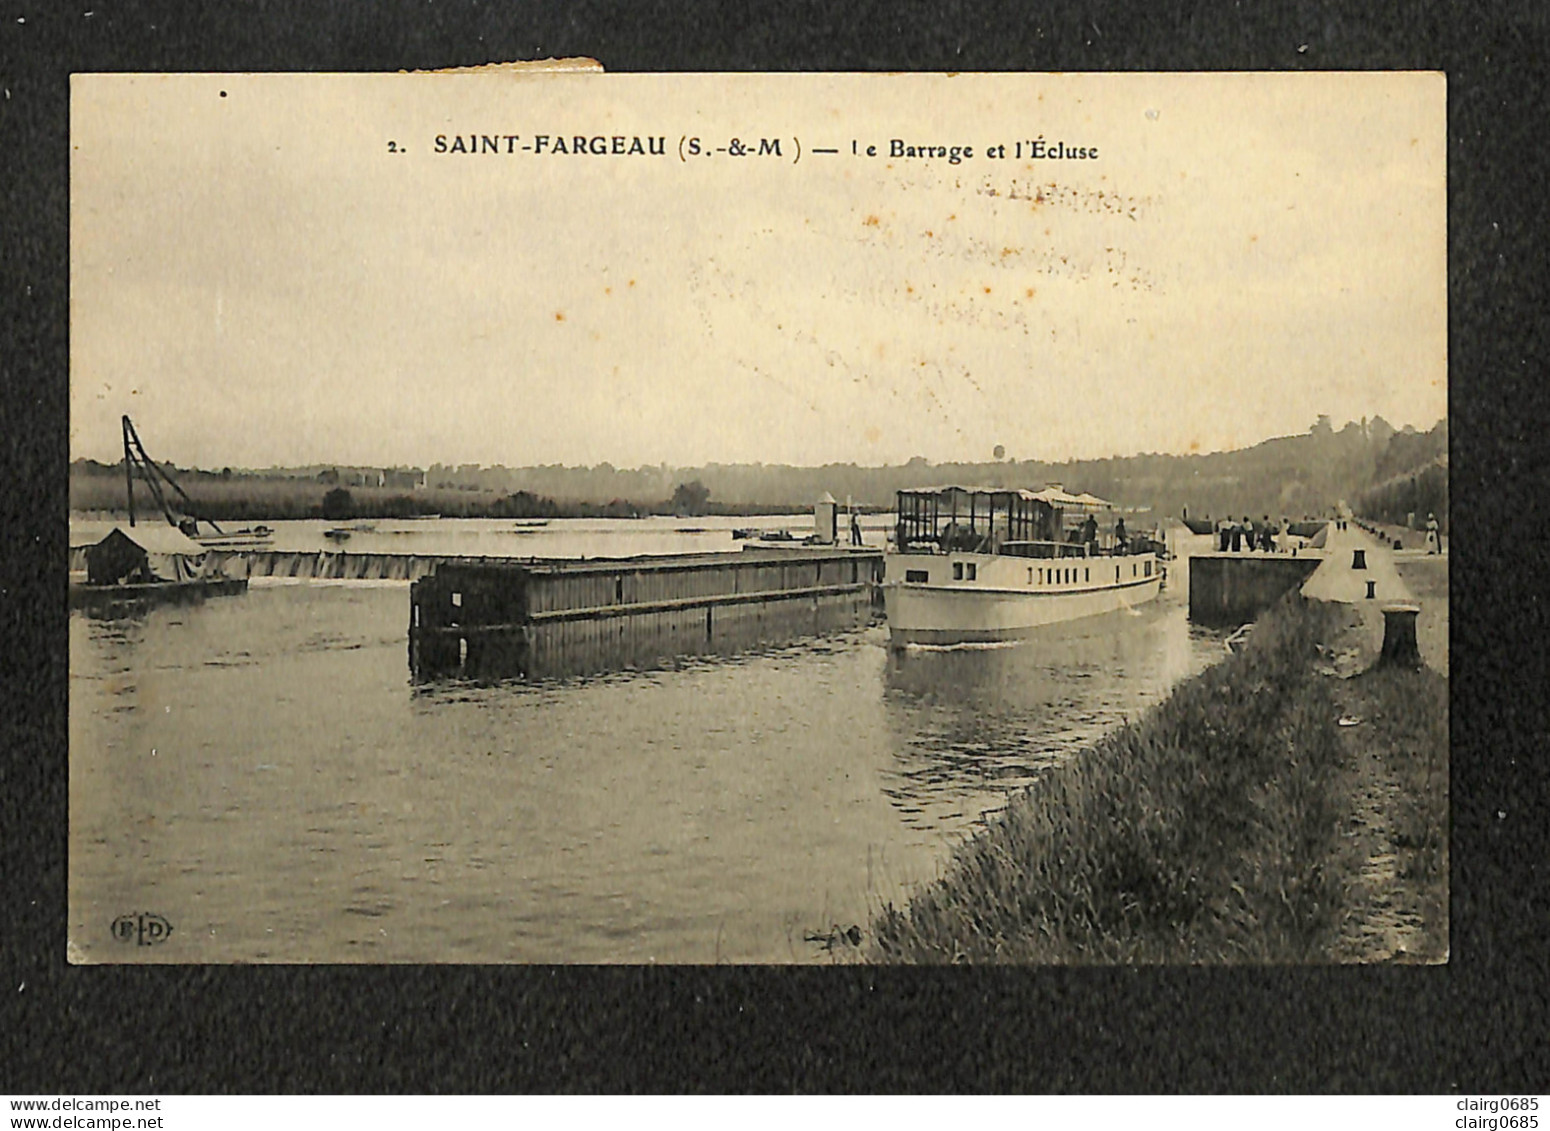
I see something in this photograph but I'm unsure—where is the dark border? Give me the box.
[5,0,1547,1094]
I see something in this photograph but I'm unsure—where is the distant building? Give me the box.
[383,468,426,490]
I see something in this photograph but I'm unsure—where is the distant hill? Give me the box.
[420,415,1447,520]
[71,415,1446,523]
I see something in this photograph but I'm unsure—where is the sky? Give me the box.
[70,72,1446,470]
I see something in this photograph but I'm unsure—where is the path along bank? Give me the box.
[866,528,1447,964]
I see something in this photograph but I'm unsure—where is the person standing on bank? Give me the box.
[1218,516,1231,552]
[1260,515,1276,553]
[1242,516,1256,552]
[1229,517,1242,552]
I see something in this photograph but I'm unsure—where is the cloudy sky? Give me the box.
[70,72,1445,469]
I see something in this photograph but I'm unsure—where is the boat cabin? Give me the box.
[85,525,208,585]
[893,485,1134,559]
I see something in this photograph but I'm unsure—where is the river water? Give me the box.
[69,517,1226,963]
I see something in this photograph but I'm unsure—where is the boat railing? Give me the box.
[894,537,1158,560]
[998,540,1091,559]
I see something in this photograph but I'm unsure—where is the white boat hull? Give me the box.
[884,550,1162,645]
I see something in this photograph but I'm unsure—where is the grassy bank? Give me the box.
[868,594,1447,963]
[1327,647,1449,962]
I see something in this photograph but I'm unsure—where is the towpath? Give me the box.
[1307,523,1449,963]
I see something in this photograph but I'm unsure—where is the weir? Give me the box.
[408,547,885,681]
[69,547,540,581]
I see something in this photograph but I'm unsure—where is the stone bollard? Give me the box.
[1351,548,1367,570]
[1379,602,1423,668]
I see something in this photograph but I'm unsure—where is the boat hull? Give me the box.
[883,551,1162,645]
[197,535,274,550]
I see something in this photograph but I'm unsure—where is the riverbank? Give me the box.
[866,592,1448,963]
[69,473,858,522]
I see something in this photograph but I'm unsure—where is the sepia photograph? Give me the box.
[67,70,1447,965]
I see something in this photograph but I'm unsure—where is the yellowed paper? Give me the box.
[70,72,1446,964]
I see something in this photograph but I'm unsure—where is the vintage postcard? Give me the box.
[69,71,1446,964]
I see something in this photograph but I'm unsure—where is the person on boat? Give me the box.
[1113,516,1128,554]
[850,512,864,546]
[1426,512,1441,554]
[1081,513,1098,554]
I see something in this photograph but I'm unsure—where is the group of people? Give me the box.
[1071,513,1131,555]
[1216,515,1280,554]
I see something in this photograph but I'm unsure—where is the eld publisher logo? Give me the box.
[111,912,173,947]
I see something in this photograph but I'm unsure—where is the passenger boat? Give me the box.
[883,485,1162,645]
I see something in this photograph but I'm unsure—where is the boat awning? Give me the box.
[898,485,1111,509]
[898,485,1049,501]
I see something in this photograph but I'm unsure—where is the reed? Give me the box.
[869,595,1356,963]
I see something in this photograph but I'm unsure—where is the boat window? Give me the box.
[451,592,462,607]
[953,562,964,581]
[1132,563,1137,577]
[1116,566,1120,582]
[1085,567,1090,582]
[1028,568,1034,585]
[967,563,977,581]
[906,569,929,583]
[1145,560,1152,577]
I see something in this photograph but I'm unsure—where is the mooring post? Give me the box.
[1379,602,1423,668]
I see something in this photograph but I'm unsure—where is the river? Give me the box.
[69,516,1227,963]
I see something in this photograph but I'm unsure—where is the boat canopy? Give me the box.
[896,485,1113,509]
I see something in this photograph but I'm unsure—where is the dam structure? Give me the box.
[67,545,513,581]
[409,547,885,680]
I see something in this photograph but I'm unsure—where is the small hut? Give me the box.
[85,525,208,586]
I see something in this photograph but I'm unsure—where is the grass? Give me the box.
[868,595,1363,964]
[1328,655,1449,962]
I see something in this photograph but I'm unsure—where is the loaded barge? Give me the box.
[409,546,884,680]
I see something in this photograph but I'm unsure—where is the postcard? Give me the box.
[69,71,1446,963]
